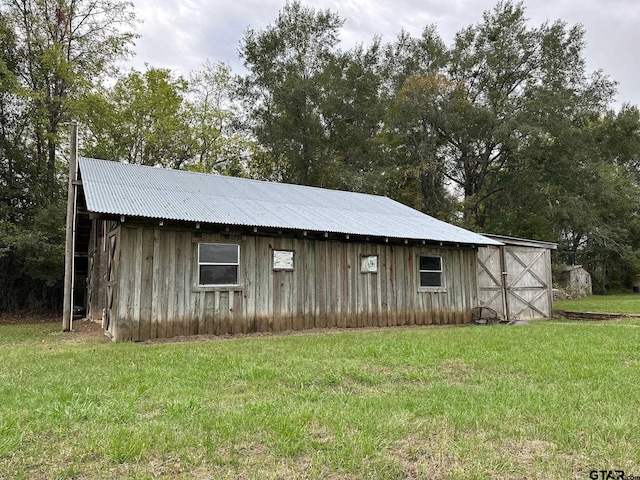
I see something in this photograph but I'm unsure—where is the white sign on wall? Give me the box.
[361,255,378,273]
[273,250,294,270]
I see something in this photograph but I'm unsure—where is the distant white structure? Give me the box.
[554,265,592,299]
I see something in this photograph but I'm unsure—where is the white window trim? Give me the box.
[417,254,446,292]
[197,243,241,287]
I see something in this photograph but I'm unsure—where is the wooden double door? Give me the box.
[477,245,553,321]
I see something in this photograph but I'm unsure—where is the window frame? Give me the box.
[417,254,446,292]
[197,243,241,288]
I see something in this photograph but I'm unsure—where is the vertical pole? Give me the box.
[62,123,78,332]
[500,246,509,322]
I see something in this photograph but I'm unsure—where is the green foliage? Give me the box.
[238,1,387,191]
[0,0,138,310]
[386,1,617,228]
[238,1,343,185]
[379,1,639,291]
[185,61,257,176]
[82,62,258,175]
[82,67,190,167]
[0,202,65,310]
[1,0,139,200]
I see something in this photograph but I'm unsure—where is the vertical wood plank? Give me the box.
[207,291,215,334]
[196,292,205,334]
[192,290,200,335]
[244,236,256,333]
[260,237,272,331]
[233,291,244,333]
[150,228,161,340]
[407,247,416,326]
[371,245,380,327]
[337,241,346,327]
[305,239,316,329]
[173,232,186,337]
[347,242,355,328]
[328,241,338,329]
[164,230,176,338]
[316,240,327,328]
[285,237,295,331]
[215,291,231,335]
[107,228,118,340]
[139,228,154,341]
[130,227,143,341]
[117,227,133,341]
[387,246,397,327]
[379,244,388,327]
[184,234,197,335]
[397,245,407,326]
[355,243,365,327]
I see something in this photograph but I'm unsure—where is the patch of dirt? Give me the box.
[60,319,110,344]
[500,438,555,467]
[388,430,464,480]
[0,310,60,324]
[143,323,469,345]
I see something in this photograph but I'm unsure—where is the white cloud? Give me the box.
[126,0,640,106]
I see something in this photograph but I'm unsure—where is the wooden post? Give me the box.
[62,123,78,332]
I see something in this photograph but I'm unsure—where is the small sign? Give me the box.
[273,250,294,270]
[361,255,378,273]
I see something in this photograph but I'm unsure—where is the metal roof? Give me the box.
[482,234,557,249]
[78,157,502,246]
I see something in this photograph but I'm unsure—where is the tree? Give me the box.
[83,62,258,176]
[2,0,138,200]
[238,1,344,185]
[385,73,460,219]
[184,60,255,176]
[238,1,388,192]
[314,43,388,193]
[0,0,138,311]
[386,1,615,228]
[82,67,190,167]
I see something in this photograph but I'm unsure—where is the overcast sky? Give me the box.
[127,0,640,107]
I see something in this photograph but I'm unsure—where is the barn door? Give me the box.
[87,246,94,319]
[477,246,507,319]
[86,219,97,321]
[104,229,118,336]
[503,247,551,320]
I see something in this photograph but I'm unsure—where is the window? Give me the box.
[360,254,378,273]
[419,256,443,288]
[198,243,239,286]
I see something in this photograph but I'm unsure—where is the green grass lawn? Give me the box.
[1,320,639,479]
[554,293,640,314]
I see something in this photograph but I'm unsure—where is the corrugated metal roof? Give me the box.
[482,234,557,249]
[78,157,502,246]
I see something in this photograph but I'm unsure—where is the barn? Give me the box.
[65,157,519,342]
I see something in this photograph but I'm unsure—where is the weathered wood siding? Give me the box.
[86,220,108,322]
[477,243,553,321]
[477,245,506,318]
[502,246,553,320]
[104,224,479,341]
